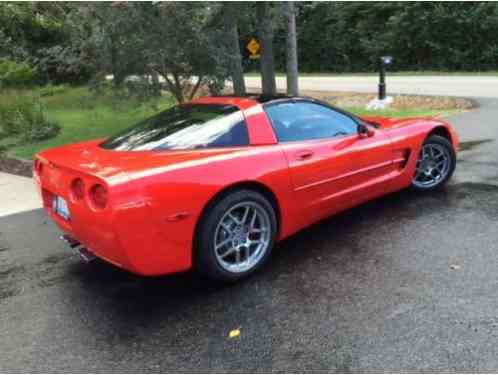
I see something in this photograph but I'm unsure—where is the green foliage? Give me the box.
[77,2,233,103]
[240,2,498,73]
[34,45,94,84]
[37,83,68,97]
[0,59,38,87]
[0,95,60,143]
[0,3,95,84]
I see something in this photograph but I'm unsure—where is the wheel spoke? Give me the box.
[221,222,233,235]
[249,209,257,228]
[215,237,232,250]
[228,213,241,225]
[241,206,250,225]
[429,146,435,158]
[249,239,265,246]
[219,247,236,259]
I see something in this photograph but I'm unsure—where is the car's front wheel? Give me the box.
[412,135,456,191]
[195,189,277,282]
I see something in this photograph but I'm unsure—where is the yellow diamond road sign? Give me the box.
[246,38,260,57]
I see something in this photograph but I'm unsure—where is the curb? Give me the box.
[0,155,32,178]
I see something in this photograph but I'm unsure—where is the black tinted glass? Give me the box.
[266,102,358,142]
[101,104,249,151]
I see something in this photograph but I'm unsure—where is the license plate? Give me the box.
[53,196,70,220]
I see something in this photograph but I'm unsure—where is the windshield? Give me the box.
[100,103,249,151]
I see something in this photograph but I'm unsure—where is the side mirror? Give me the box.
[358,124,374,138]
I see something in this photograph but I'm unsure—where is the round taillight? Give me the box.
[89,184,108,209]
[71,178,85,200]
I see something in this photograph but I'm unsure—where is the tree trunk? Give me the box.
[151,70,161,97]
[256,2,277,95]
[223,3,246,96]
[110,37,123,88]
[285,2,299,96]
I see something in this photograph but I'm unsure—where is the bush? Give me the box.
[37,83,68,97]
[0,96,60,143]
[0,59,38,87]
[34,46,95,85]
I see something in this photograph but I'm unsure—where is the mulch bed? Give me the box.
[0,155,32,178]
[323,92,476,110]
[244,88,477,110]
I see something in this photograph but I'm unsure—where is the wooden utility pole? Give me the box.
[256,2,277,95]
[222,3,246,96]
[285,1,298,96]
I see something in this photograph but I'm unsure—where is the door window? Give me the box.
[265,101,358,142]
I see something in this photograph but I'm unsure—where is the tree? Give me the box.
[139,2,231,102]
[77,3,148,88]
[256,2,277,95]
[223,2,246,96]
[78,2,232,103]
[285,2,298,96]
[0,2,94,84]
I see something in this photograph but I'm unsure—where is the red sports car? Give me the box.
[34,95,459,281]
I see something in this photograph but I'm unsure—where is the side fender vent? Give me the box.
[393,149,411,170]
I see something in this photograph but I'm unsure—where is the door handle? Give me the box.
[295,150,314,160]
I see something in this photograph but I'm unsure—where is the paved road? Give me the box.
[1,99,498,372]
[244,75,498,98]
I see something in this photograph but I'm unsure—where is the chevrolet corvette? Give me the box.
[34,95,459,281]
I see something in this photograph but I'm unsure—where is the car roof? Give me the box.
[191,94,318,111]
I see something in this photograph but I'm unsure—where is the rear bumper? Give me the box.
[34,167,194,277]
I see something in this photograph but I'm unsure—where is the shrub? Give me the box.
[0,96,60,143]
[37,83,68,97]
[0,59,38,87]
[34,46,95,85]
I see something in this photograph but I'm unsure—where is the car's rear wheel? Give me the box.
[412,135,456,191]
[195,189,277,282]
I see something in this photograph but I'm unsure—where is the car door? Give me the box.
[265,100,395,223]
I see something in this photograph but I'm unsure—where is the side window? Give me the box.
[265,102,358,142]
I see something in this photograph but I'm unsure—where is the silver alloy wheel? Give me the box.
[214,201,271,273]
[412,143,451,188]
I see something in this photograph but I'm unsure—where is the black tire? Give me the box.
[194,189,277,282]
[411,135,456,192]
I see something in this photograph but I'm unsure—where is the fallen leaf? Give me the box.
[228,328,240,339]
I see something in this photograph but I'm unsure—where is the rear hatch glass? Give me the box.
[100,103,249,151]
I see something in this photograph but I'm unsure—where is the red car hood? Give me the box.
[361,116,431,130]
[36,139,243,182]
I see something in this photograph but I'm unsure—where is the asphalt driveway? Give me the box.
[0,98,497,372]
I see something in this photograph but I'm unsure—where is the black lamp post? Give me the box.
[378,55,393,100]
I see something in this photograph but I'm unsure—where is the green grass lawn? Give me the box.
[1,86,175,159]
[0,85,459,160]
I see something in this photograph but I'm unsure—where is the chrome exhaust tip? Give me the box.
[60,234,80,248]
[60,234,96,262]
[77,247,97,263]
